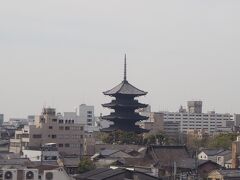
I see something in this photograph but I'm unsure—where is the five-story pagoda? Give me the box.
[102,55,148,133]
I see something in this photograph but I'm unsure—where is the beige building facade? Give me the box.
[10,108,95,155]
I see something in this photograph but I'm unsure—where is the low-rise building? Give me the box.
[22,143,59,162]
[208,169,240,180]
[10,107,95,156]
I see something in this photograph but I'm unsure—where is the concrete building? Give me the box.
[161,101,234,134]
[78,104,95,126]
[138,112,164,136]
[8,118,29,128]
[187,101,202,113]
[234,114,240,126]
[10,107,95,156]
[22,143,59,162]
[0,114,4,126]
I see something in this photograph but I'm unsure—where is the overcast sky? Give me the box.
[0,0,240,119]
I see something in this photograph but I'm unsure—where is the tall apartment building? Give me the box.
[162,101,234,134]
[78,104,95,126]
[0,114,4,126]
[10,107,95,155]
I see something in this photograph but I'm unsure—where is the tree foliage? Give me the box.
[144,133,168,145]
[102,130,143,145]
[102,130,169,145]
[78,157,95,173]
[207,133,239,149]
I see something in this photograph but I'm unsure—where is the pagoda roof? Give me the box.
[103,80,147,96]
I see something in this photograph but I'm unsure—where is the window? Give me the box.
[65,126,70,130]
[49,126,53,129]
[87,115,92,118]
[87,111,92,114]
[59,120,63,124]
[65,143,70,148]
[52,135,57,139]
[33,134,42,138]
[59,126,64,130]
[87,119,92,122]
[80,126,84,131]
[58,144,63,148]
[52,119,57,122]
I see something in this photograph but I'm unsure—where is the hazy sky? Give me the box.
[0,0,240,119]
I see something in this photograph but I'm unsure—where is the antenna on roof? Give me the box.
[124,54,127,81]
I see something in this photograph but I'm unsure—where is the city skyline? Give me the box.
[1,0,240,119]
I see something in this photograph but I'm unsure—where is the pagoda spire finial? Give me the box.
[124,54,127,81]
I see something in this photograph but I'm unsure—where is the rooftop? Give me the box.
[103,80,147,97]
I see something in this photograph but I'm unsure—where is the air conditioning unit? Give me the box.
[23,169,38,180]
[44,172,54,180]
[3,169,17,180]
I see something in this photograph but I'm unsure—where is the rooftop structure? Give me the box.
[102,55,148,133]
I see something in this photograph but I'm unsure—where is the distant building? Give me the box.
[187,101,203,113]
[8,118,29,128]
[78,104,95,126]
[9,107,95,156]
[138,112,164,136]
[161,101,234,134]
[234,114,240,126]
[0,114,4,125]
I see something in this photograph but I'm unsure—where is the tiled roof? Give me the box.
[103,81,147,96]
[201,149,225,156]
[218,169,240,177]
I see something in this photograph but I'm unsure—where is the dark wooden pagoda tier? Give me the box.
[101,55,149,134]
[102,100,148,109]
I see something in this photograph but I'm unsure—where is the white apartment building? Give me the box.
[78,104,95,126]
[162,101,234,134]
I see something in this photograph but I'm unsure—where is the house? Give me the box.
[91,149,133,168]
[58,155,81,175]
[174,159,221,179]
[216,150,232,167]
[207,169,240,180]
[74,168,161,180]
[198,149,226,162]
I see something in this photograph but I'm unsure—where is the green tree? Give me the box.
[78,157,95,173]
[144,133,168,145]
[207,133,238,149]
[102,130,143,145]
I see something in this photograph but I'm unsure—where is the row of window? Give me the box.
[58,126,84,131]
[32,134,84,139]
[165,113,232,117]
[58,143,83,148]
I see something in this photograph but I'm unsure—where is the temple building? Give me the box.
[102,55,148,133]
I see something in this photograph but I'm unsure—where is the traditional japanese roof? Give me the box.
[103,80,147,96]
[102,100,148,108]
[102,113,148,121]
